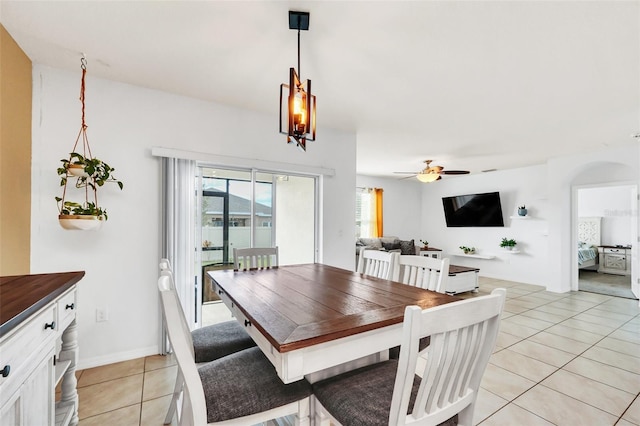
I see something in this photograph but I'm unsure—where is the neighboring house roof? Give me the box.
[204,191,271,217]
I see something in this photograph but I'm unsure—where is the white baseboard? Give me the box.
[77,345,160,370]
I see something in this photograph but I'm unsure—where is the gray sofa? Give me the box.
[355,236,418,263]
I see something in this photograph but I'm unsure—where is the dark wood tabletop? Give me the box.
[449,265,480,275]
[208,263,458,353]
[0,271,85,338]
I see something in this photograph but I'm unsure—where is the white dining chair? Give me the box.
[392,255,450,292]
[388,255,450,359]
[312,288,506,426]
[233,247,279,271]
[159,259,257,424]
[158,274,312,426]
[356,249,397,279]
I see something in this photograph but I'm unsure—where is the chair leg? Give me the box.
[294,397,311,426]
[457,401,475,426]
[311,396,331,426]
[164,369,183,425]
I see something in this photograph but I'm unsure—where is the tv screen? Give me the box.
[442,191,505,227]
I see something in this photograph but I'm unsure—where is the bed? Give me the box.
[578,217,601,270]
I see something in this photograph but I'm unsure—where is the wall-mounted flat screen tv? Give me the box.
[442,191,505,227]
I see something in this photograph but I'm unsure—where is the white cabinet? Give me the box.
[0,273,82,426]
[598,246,631,276]
[419,248,442,259]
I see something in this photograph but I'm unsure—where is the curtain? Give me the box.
[360,187,383,238]
[160,157,196,353]
[375,188,383,237]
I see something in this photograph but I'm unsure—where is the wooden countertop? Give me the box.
[0,271,85,338]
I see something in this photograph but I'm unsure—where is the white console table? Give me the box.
[0,271,84,426]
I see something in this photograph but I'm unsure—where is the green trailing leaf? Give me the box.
[56,152,124,221]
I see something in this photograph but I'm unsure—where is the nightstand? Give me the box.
[597,245,631,275]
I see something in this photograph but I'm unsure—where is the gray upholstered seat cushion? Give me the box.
[191,320,256,363]
[198,347,312,423]
[312,359,456,426]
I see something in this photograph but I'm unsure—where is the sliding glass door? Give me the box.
[197,166,317,325]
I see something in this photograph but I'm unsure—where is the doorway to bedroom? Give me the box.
[576,185,637,299]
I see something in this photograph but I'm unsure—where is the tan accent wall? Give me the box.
[0,25,32,275]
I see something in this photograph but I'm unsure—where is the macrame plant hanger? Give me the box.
[59,56,97,210]
[57,56,122,230]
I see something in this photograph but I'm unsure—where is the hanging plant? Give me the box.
[56,57,123,230]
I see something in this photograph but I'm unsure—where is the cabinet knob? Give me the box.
[65,303,75,310]
[44,321,56,330]
[0,365,9,378]
[244,319,251,327]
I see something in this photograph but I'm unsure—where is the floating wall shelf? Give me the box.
[452,253,496,260]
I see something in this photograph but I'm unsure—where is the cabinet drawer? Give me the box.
[604,248,626,254]
[0,305,57,405]
[57,289,77,331]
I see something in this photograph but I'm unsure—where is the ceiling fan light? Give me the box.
[416,172,440,183]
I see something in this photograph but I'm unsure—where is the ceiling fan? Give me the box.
[394,160,470,183]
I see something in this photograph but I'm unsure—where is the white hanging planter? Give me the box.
[56,59,123,231]
[58,214,103,231]
[66,164,89,177]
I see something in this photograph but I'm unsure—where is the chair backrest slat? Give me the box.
[389,288,506,426]
[392,255,450,292]
[233,247,279,271]
[356,249,397,279]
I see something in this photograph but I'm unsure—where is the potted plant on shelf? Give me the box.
[420,239,429,249]
[517,205,528,216]
[500,238,517,250]
[459,245,476,255]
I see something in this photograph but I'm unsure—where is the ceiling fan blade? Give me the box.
[441,170,470,175]
[398,174,417,180]
[393,171,419,174]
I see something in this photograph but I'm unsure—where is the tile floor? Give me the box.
[76,277,640,425]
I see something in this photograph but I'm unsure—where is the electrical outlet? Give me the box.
[96,308,109,322]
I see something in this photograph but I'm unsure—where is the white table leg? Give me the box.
[57,319,79,426]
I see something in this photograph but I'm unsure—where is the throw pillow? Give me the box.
[382,241,401,251]
[358,238,382,249]
[399,239,415,255]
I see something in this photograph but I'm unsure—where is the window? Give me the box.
[356,188,383,238]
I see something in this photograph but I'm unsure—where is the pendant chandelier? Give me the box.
[279,11,316,151]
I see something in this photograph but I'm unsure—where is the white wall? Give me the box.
[356,175,423,242]
[30,65,356,368]
[547,145,639,293]
[368,148,639,292]
[578,185,635,247]
[419,165,549,285]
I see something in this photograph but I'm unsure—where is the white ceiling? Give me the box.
[2,1,639,178]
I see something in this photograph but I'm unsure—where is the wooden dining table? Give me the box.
[207,263,459,384]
